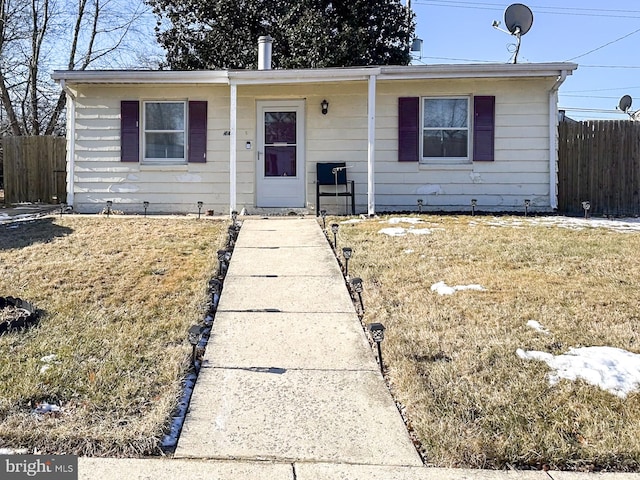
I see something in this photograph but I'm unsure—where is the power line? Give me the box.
[561,94,626,99]
[565,27,640,61]
[413,0,640,18]
[564,86,640,93]
[558,106,624,114]
[421,55,497,63]
[579,65,640,69]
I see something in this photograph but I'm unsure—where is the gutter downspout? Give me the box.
[60,79,76,207]
[549,70,567,211]
[367,74,376,216]
[230,82,238,214]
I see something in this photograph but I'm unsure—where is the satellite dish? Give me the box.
[500,3,534,64]
[505,3,534,36]
[618,95,632,113]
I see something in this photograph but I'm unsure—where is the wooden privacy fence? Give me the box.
[558,120,640,216]
[2,136,66,204]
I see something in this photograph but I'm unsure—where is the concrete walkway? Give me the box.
[174,217,421,465]
[74,216,640,479]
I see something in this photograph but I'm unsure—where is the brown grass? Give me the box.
[336,214,640,472]
[0,216,225,456]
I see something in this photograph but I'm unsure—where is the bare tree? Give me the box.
[0,0,161,137]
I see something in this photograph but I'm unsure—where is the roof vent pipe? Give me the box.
[258,36,273,70]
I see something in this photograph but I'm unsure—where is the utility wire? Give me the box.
[565,27,640,61]
[579,64,640,69]
[413,0,640,18]
[564,86,640,93]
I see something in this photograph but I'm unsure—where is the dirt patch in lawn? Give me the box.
[336,214,640,472]
[0,216,226,456]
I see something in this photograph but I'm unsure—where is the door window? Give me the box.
[264,111,297,177]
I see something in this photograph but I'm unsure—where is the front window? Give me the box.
[144,101,186,163]
[422,97,469,162]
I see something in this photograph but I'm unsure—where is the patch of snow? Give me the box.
[516,346,640,398]
[379,226,432,237]
[431,281,486,295]
[480,216,640,233]
[527,320,550,335]
[431,281,456,295]
[379,227,408,237]
[388,217,423,224]
[341,219,363,224]
[404,249,414,254]
[0,448,28,454]
[39,354,59,374]
[33,403,62,415]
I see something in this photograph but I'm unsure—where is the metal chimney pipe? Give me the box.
[258,36,273,70]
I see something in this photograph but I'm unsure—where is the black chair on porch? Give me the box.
[316,162,355,216]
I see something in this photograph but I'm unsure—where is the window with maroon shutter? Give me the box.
[473,96,495,161]
[144,101,186,162]
[121,101,139,162]
[422,98,469,160]
[398,97,419,162]
[188,101,207,163]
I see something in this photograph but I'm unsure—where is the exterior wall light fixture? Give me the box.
[321,99,329,115]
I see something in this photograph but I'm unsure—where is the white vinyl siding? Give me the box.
[65,74,559,214]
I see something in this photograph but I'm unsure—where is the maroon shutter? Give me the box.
[121,101,139,162]
[188,101,207,163]
[398,97,419,162]
[473,96,495,161]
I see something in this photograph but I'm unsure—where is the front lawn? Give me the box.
[0,216,225,455]
[336,215,640,472]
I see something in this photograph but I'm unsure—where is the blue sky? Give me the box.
[410,1,640,119]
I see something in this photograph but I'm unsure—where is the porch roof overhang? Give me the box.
[51,62,577,86]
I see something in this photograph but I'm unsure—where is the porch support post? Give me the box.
[230,82,238,213]
[367,74,376,216]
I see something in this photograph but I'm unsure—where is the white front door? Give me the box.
[256,100,305,208]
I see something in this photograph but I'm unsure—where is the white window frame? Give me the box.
[142,100,187,164]
[421,96,471,164]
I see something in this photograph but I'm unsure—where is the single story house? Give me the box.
[52,55,577,216]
